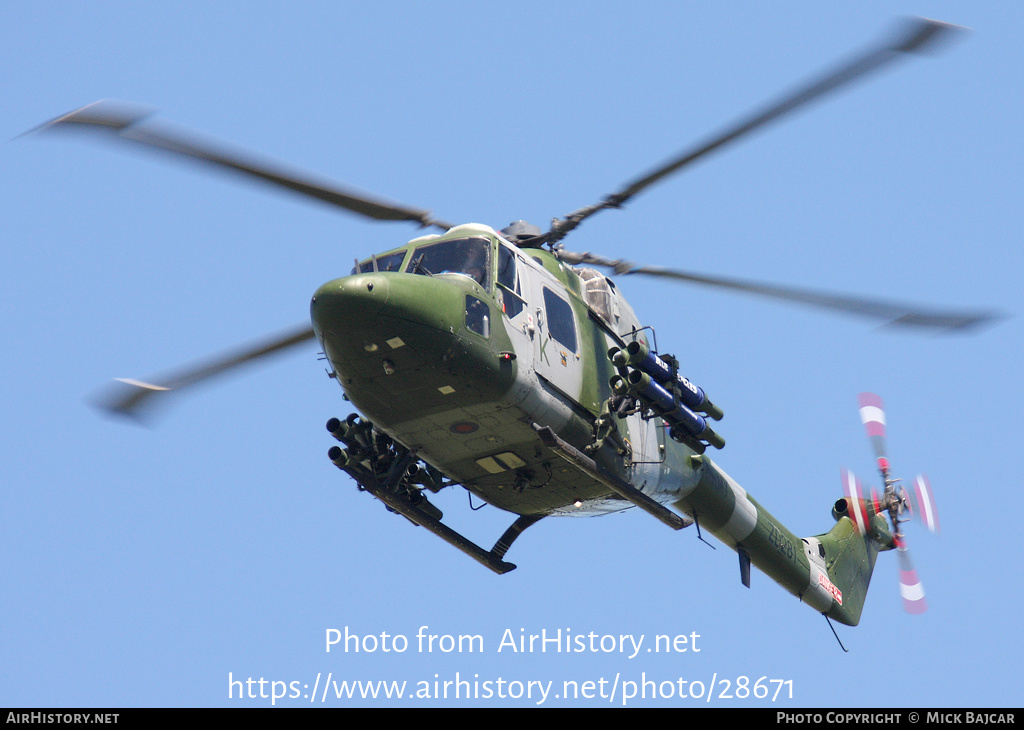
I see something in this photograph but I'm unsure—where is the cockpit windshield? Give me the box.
[408,237,491,289]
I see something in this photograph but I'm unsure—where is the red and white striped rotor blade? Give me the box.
[870,487,882,517]
[896,536,928,614]
[858,392,890,476]
[841,468,870,534]
[913,474,940,533]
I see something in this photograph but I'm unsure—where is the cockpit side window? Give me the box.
[465,295,491,338]
[497,245,517,291]
[496,245,526,318]
[408,237,491,290]
[351,250,406,275]
[542,287,578,353]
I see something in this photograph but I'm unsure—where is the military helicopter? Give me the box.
[33,18,996,628]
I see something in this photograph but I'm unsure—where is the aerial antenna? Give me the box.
[823,614,850,653]
[692,513,717,550]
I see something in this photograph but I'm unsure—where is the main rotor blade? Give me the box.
[31,100,452,230]
[94,323,316,422]
[544,18,964,244]
[558,250,1001,333]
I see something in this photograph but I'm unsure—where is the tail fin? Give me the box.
[806,500,894,626]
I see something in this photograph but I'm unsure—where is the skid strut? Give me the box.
[533,423,691,530]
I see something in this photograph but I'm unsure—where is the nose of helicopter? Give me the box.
[311,272,392,328]
[311,271,465,342]
[310,272,511,424]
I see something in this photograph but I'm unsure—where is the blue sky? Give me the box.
[3,1,1022,708]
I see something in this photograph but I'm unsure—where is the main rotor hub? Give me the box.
[499,220,543,246]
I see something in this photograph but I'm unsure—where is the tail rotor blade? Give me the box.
[858,392,890,478]
[896,536,928,614]
[913,474,941,533]
[841,468,870,534]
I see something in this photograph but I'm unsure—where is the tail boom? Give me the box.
[670,459,888,625]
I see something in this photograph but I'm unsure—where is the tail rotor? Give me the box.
[841,393,939,614]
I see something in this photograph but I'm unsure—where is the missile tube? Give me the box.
[626,370,725,449]
[621,341,723,421]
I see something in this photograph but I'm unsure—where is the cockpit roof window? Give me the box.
[408,237,491,290]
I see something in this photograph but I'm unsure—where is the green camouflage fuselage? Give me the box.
[312,224,889,625]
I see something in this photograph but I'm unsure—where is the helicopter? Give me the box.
[31,18,997,628]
